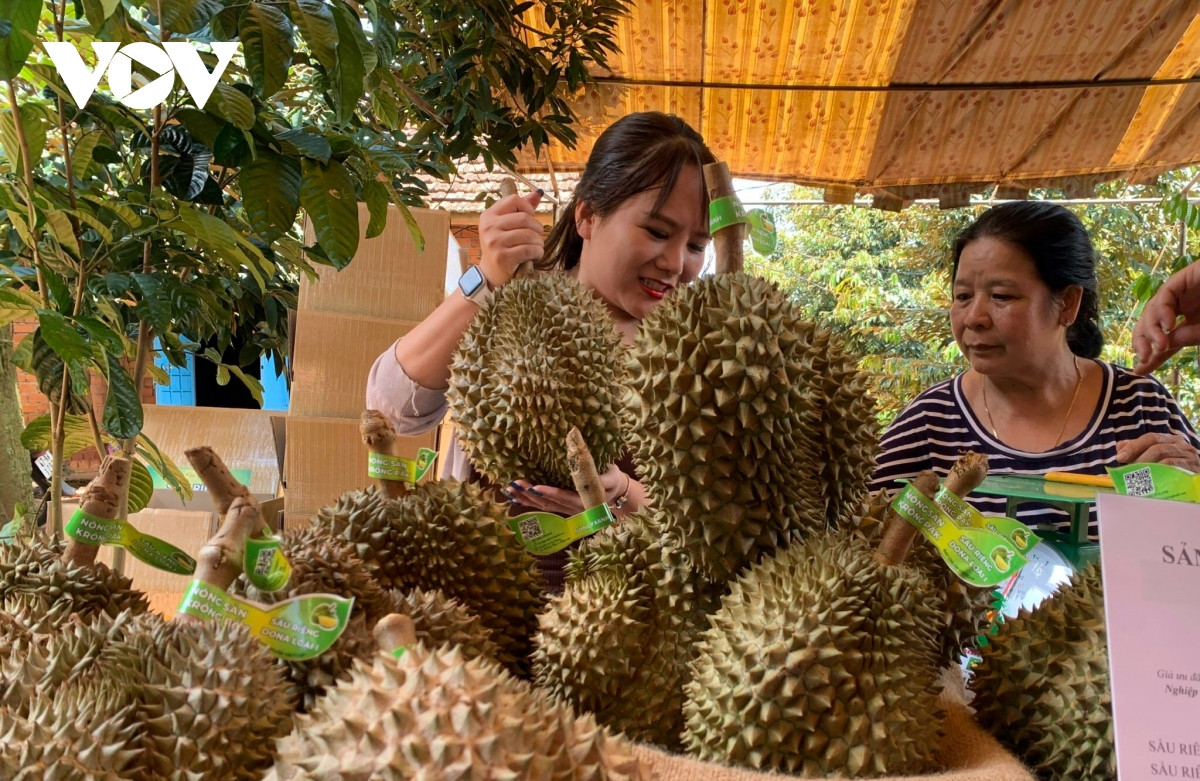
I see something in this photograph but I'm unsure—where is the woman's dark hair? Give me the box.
[952,201,1103,358]
[541,112,716,271]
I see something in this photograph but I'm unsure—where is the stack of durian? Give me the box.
[1,164,1113,780]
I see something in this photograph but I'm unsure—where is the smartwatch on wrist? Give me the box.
[458,265,493,307]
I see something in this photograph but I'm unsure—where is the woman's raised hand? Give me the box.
[1116,432,1200,472]
[478,190,544,287]
[1132,263,1200,375]
[503,463,632,517]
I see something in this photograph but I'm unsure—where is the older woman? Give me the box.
[870,201,1200,538]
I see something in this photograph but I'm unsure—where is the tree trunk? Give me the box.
[0,326,33,526]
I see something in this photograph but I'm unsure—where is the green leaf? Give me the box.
[173,107,227,150]
[0,105,47,177]
[21,413,96,457]
[130,272,173,334]
[44,210,81,258]
[225,363,264,404]
[75,316,128,356]
[81,193,140,229]
[136,433,193,503]
[11,330,33,372]
[240,152,301,242]
[72,130,103,179]
[176,205,242,256]
[210,83,256,130]
[363,178,388,239]
[300,158,359,267]
[65,207,115,242]
[330,3,366,122]
[241,2,295,97]
[127,459,153,513]
[276,128,331,163]
[290,0,339,68]
[102,353,143,440]
[0,286,40,327]
[146,362,170,385]
[159,0,223,34]
[37,310,92,365]
[0,0,42,80]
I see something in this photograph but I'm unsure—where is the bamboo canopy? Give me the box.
[517,0,1200,203]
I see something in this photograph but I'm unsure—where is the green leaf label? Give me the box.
[244,530,292,592]
[177,580,354,661]
[891,485,1026,587]
[746,209,778,255]
[1107,462,1200,502]
[934,487,1039,554]
[709,195,747,234]
[507,503,614,555]
[65,509,196,575]
[708,196,777,256]
[367,448,437,483]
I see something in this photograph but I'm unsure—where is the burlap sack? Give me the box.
[632,671,1033,781]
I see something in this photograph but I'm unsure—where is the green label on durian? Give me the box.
[0,504,29,545]
[708,196,777,256]
[891,485,1027,587]
[243,529,292,592]
[392,646,407,660]
[508,503,614,555]
[367,448,437,483]
[934,487,1039,554]
[177,580,354,661]
[1107,462,1200,502]
[65,509,196,575]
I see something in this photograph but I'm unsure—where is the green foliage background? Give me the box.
[746,170,1200,425]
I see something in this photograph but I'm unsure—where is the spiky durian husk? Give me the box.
[388,480,546,675]
[387,587,501,663]
[813,333,880,525]
[535,511,722,748]
[447,273,627,488]
[0,699,140,780]
[625,273,878,583]
[136,619,296,781]
[312,486,406,590]
[0,538,148,624]
[266,642,653,781]
[846,490,993,665]
[972,563,1114,780]
[683,533,944,777]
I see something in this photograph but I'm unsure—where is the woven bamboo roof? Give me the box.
[515,0,1200,203]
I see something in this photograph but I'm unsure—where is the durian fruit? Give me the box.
[0,537,149,624]
[383,479,546,674]
[135,618,297,781]
[229,524,391,709]
[624,272,879,583]
[972,563,1114,780]
[447,273,628,488]
[848,489,993,665]
[683,530,945,777]
[0,698,141,780]
[534,509,723,748]
[313,486,406,590]
[266,640,653,780]
[386,587,501,663]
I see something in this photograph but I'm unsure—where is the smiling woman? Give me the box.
[871,201,1200,539]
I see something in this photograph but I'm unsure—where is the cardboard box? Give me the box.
[289,311,420,419]
[97,507,217,618]
[141,405,283,512]
[283,415,437,525]
[299,204,453,321]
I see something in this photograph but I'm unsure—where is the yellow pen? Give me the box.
[1043,471,1114,489]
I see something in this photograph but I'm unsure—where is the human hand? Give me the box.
[504,463,632,517]
[1132,265,1200,375]
[1115,432,1200,472]
[478,190,544,287]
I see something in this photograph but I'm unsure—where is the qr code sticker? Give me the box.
[518,517,543,541]
[254,548,275,576]
[1123,467,1155,497]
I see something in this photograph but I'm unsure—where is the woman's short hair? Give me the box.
[542,112,716,271]
[952,201,1104,358]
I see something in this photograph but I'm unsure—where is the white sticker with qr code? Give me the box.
[518,517,543,541]
[1122,467,1155,497]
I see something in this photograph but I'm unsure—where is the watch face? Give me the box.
[459,265,485,296]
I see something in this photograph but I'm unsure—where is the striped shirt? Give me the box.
[869,361,1200,538]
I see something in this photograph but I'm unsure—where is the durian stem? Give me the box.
[875,470,940,566]
[373,613,418,654]
[945,451,989,496]
[566,426,606,510]
[703,161,745,275]
[61,455,132,568]
[184,446,252,516]
[360,410,408,500]
[499,177,537,279]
